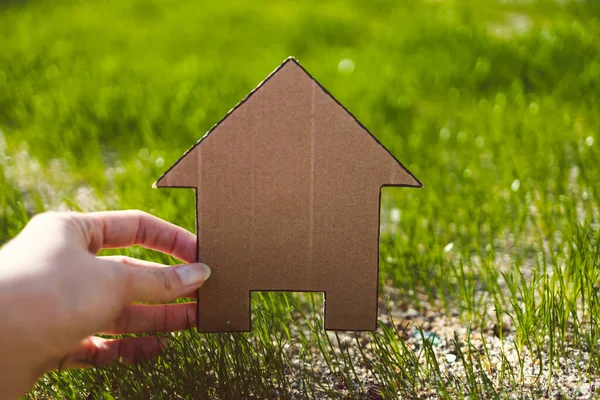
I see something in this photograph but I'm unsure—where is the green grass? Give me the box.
[2,0,600,398]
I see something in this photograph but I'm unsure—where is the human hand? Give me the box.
[0,210,210,399]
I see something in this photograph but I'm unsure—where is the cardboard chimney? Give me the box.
[155,57,422,333]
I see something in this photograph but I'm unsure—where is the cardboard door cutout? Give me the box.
[155,57,422,332]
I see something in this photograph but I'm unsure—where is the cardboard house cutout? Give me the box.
[155,57,422,333]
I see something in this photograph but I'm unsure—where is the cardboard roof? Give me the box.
[156,57,421,332]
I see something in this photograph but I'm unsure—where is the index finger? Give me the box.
[82,210,197,264]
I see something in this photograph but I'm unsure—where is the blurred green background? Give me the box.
[1,0,600,397]
[1,0,599,252]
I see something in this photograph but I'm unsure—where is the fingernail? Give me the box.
[176,263,211,286]
[156,336,169,351]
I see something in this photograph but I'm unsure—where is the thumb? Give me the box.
[99,258,211,303]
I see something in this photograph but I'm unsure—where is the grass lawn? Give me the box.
[2,0,600,398]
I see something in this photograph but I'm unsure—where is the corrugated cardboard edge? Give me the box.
[154,56,423,332]
[153,57,423,189]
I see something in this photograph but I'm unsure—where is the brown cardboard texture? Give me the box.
[155,57,422,333]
